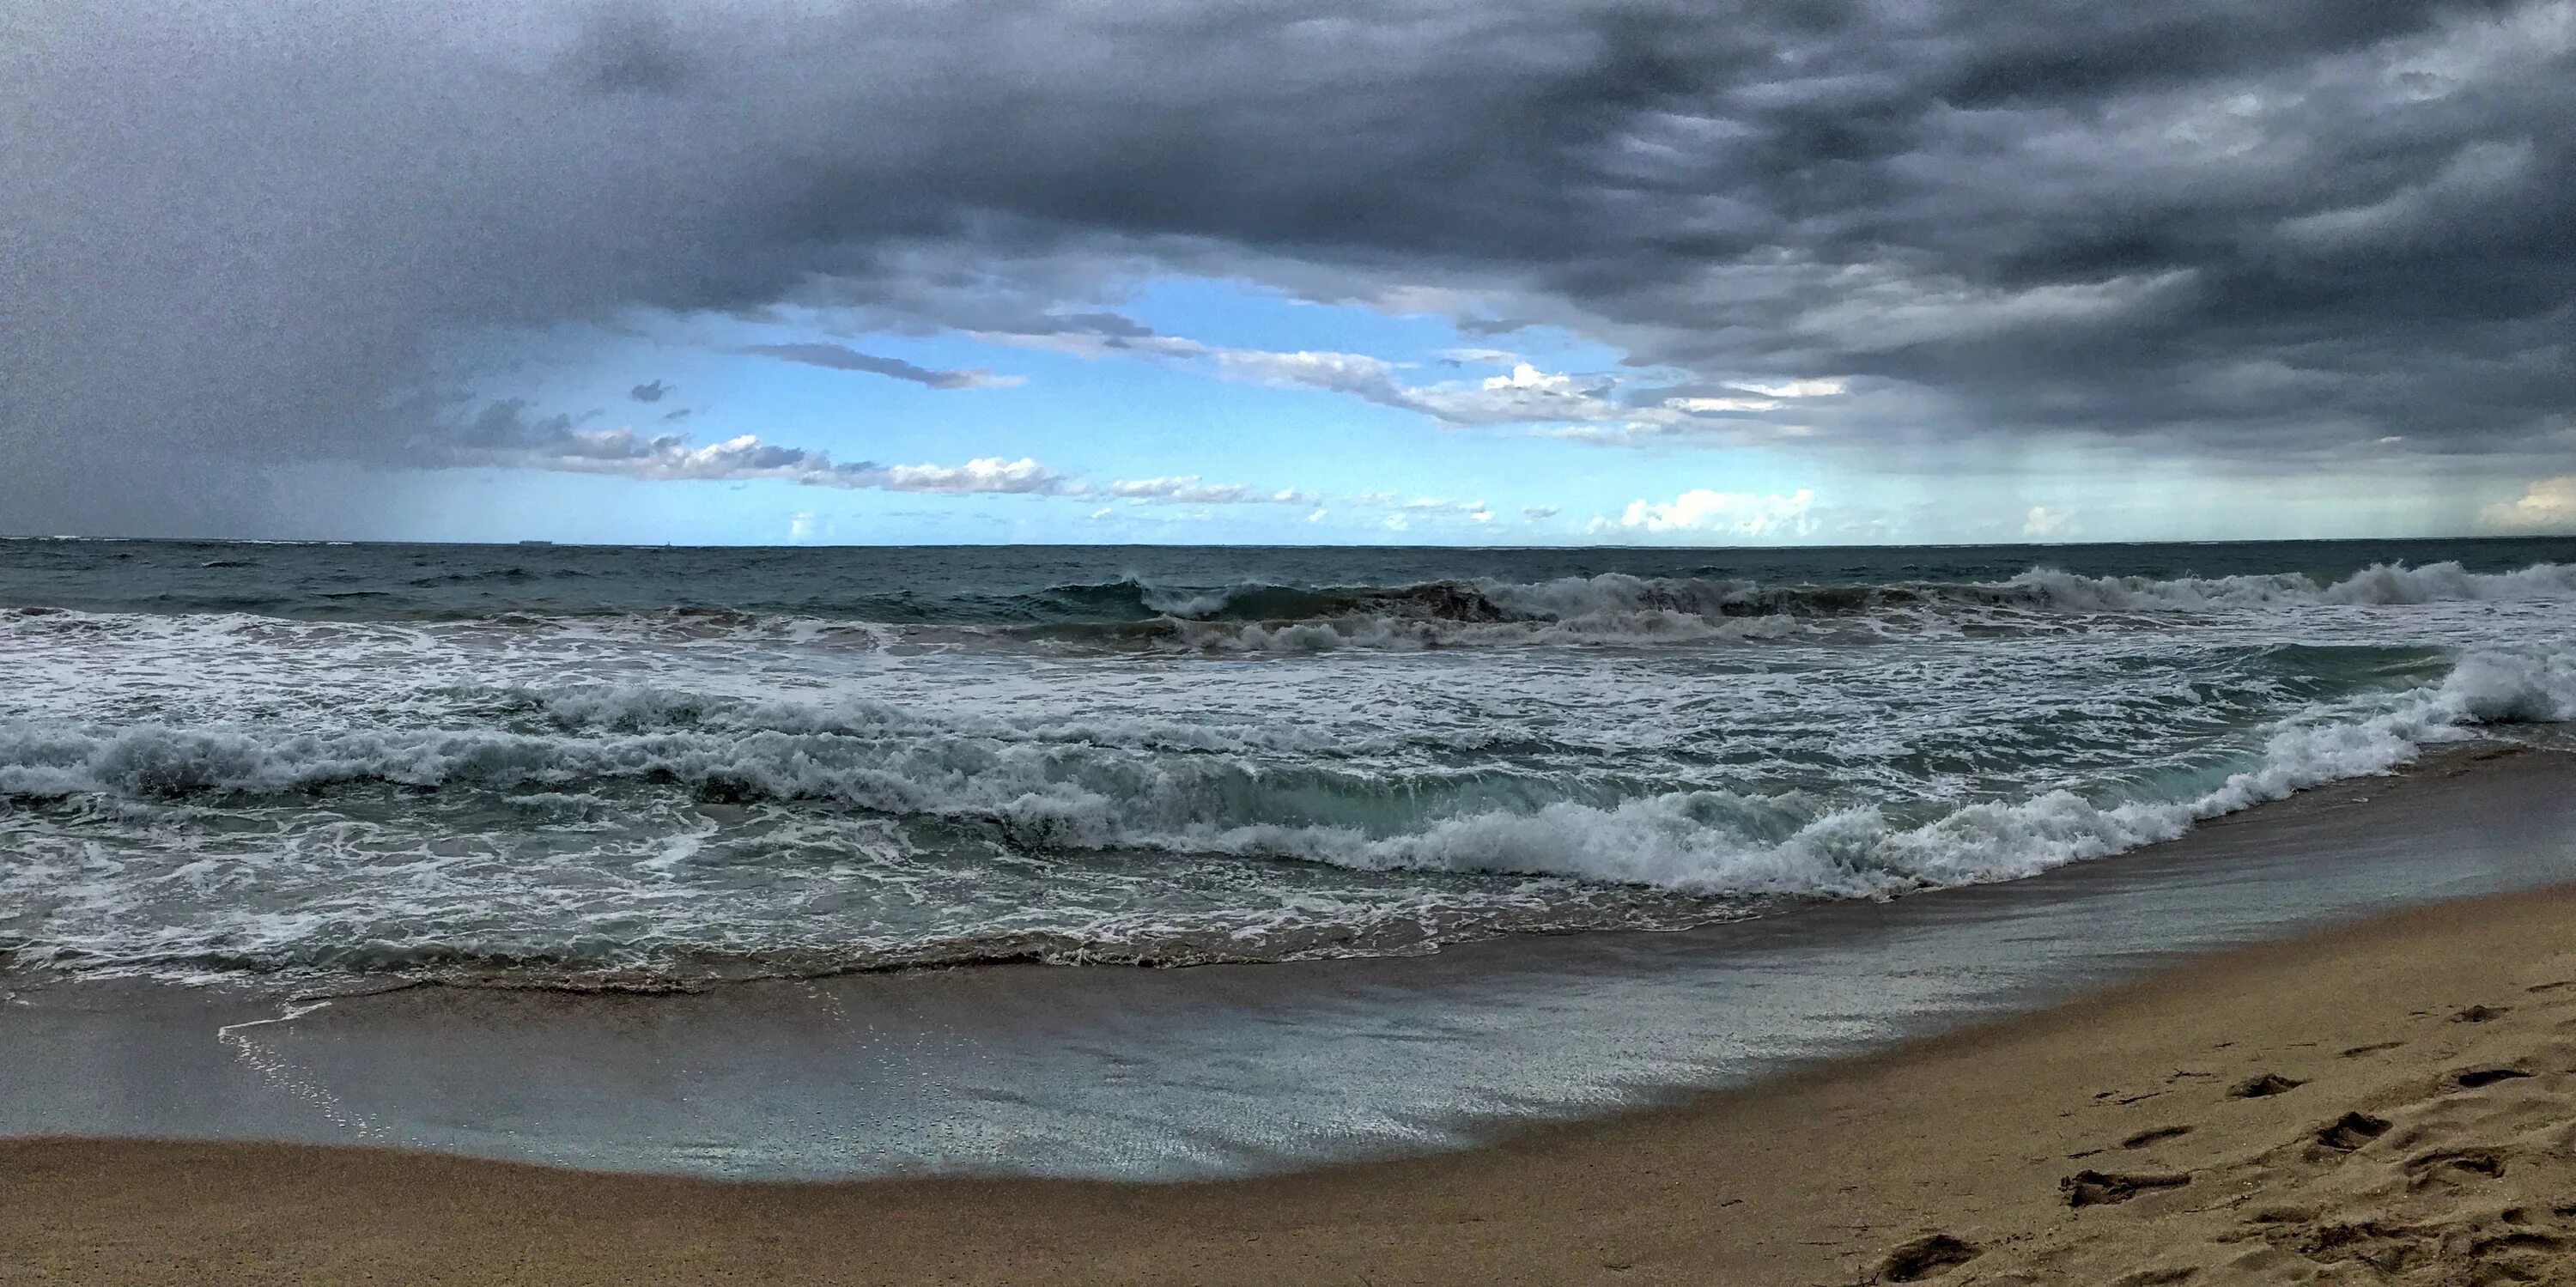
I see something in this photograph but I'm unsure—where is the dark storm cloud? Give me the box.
[734,343,1015,389]
[629,380,672,403]
[3,0,2569,533]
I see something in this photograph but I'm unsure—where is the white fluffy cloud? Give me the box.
[1139,340,1635,427]
[2022,505,2076,537]
[1602,488,1817,537]
[1401,362,1623,426]
[2481,476,2576,532]
[876,457,1069,494]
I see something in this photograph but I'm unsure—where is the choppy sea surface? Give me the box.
[4,537,2573,991]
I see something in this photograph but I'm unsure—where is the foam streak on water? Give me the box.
[2,537,2573,986]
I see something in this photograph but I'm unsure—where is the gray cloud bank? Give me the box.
[3,0,2569,534]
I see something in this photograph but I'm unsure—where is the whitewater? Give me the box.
[3,536,2573,988]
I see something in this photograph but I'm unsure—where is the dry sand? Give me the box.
[11,883,2576,1284]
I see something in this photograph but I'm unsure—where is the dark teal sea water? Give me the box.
[3,536,2569,624]
[3,536,2573,986]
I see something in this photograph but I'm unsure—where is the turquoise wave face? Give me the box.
[3,538,2573,986]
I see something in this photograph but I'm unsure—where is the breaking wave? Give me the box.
[9,540,2574,986]
[8,646,2569,908]
[1012,561,2576,652]
[987,560,2576,652]
[10,558,2569,655]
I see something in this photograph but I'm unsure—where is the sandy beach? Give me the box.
[11,868,2576,1284]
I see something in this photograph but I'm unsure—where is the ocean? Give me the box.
[5,535,2575,993]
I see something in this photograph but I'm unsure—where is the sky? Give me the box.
[3,0,2571,546]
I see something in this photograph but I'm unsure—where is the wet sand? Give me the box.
[13,874,2576,1283]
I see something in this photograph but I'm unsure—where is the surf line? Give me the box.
[216,999,386,1140]
[215,997,335,1038]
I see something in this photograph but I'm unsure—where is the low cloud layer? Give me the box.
[1106,476,1318,506]
[3,0,2570,534]
[446,399,1299,505]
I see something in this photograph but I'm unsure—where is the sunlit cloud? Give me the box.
[1597,488,1818,538]
[2481,476,2576,533]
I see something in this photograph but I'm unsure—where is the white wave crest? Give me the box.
[1159,609,1806,653]
[7,646,2569,905]
[11,561,2571,659]
[1997,560,2576,611]
[1115,561,2576,654]
[1197,642,2576,896]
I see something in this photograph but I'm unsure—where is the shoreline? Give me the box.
[17,877,2576,1282]
[9,743,2576,1189]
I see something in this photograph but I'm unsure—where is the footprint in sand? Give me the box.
[2228,1073,2305,1098]
[2451,1005,2510,1023]
[2105,1269,2197,1286]
[2314,1111,2391,1151]
[1874,1232,1981,1282]
[2061,1169,2191,1207]
[2121,1126,2192,1149]
[2403,1148,2505,1184]
[2445,1065,2533,1090]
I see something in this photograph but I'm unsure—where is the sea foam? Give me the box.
[6,644,2567,905]
[8,547,2576,985]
